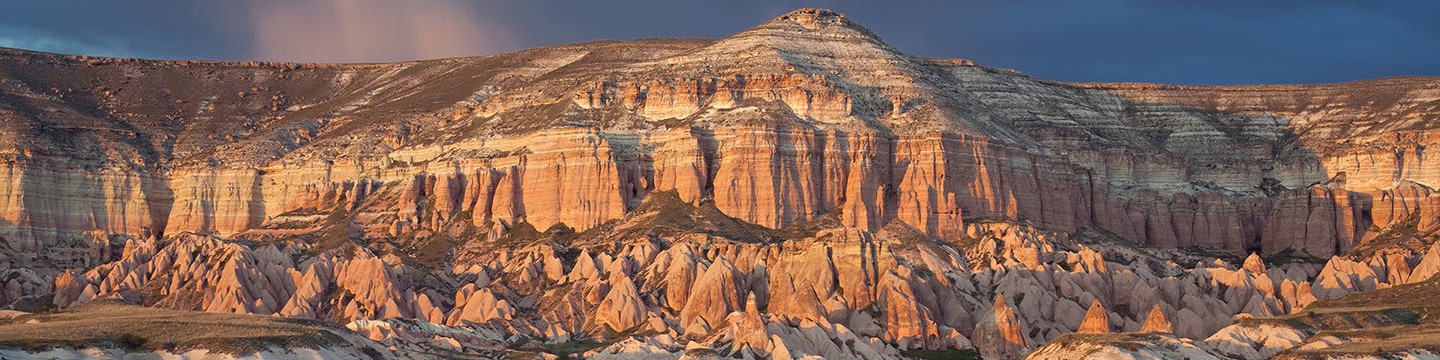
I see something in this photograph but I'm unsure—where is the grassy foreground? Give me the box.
[0,301,369,356]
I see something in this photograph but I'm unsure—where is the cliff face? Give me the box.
[3,7,1440,359]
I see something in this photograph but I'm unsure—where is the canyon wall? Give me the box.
[7,121,1429,272]
[3,8,1440,359]
[2,10,1436,276]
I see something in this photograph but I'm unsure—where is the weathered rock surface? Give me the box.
[2,6,1440,360]
[0,301,473,360]
[1139,305,1173,334]
[37,191,1440,359]
[1026,333,1221,360]
[3,8,1438,287]
[1076,299,1111,334]
[973,294,1030,360]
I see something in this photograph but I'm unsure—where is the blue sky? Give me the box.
[1,0,1436,85]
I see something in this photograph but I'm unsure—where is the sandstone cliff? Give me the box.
[1,7,1439,359]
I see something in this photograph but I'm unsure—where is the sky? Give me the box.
[1,0,1436,85]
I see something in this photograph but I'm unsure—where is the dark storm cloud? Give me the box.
[0,0,1435,84]
[0,1,251,59]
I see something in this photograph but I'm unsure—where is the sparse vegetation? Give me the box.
[314,207,359,253]
[901,348,981,360]
[1256,277,1440,358]
[1264,248,1323,265]
[1349,210,1435,259]
[0,301,361,357]
[544,340,606,359]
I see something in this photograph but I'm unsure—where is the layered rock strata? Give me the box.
[1,6,1439,359]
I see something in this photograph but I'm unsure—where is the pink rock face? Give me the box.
[8,6,1440,359]
[37,201,1440,359]
[518,132,637,232]
[765,244,838,322]
[1076,299,1111,334]
[974,294,1030,360]
[710,126,827,229]
[1261,185,1364,257]
[447,285,513,325]
[7,58,1440,282]
[891,136,968,240]
[49,270,84,308]
[678,258,744,331]
[649,129,713,204]
[1140,305,1173,334]
[332,254,413,320]
[594,274,646,332]
[579,74,854,122]
[1242,253,1267,274]
[877,270,939,346]
[166,168,267,237]
[0,163,170,260]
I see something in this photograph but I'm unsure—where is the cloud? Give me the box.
[0,25,134,58]
[246,0,515,63]
[0,1,1433,84]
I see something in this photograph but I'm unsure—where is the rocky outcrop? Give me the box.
[39,195,1440,359]
[678,257,743,332]
[574,74,854,123]
[3,9,1438,290]
[1025,333,1221,360]
[709,126,829,229]
[594,274,647,333]
[447,285,513,325]
[0,302,458,360]
[5,6,1440,360]
[1260,184,1366,257]
[1076,299,1111,334]
[974,294,1030,360]
[1139,305,1173,334]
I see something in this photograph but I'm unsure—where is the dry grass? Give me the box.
[901,348,982,360]
[569,190,779,246]
[0,301,363,356]
[1269,278,1440,358]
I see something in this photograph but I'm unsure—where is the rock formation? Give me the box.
[1139,305,1173,334]
[974,294,1031,360]
[1026,333,1222,360]
[1076,299,1111,334]
[0,6,1438,360]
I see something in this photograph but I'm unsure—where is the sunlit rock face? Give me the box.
[4,7,1440,359]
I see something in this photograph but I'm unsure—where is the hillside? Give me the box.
[1,7,1439,360]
